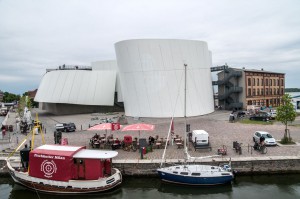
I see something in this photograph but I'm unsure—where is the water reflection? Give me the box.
[2,175,300,199]
[158,181,232,195]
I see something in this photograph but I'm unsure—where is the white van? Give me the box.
[192,130,209,146]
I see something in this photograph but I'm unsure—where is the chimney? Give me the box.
[261,68,264,71]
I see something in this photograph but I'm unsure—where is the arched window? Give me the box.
[270,79,272,86]
[248,88,251,96]
[253,89,256,96]
[270,88,272,95]
[266,88,269,95]
[266,79,269,86]
[281,79,284,86]
[262,79,264,86]
[253,78,256,86]
[257,78,260,86]
[257,89,260,96]
[248,78,251,86]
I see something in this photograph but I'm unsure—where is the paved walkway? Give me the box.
[2,109,300,160]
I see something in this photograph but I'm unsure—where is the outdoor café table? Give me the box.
[109,139,114,143]
[176,142,183,149]
[156,142,162,149]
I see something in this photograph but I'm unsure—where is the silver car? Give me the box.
[253,131,277,146]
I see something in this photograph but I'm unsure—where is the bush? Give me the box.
[280,136,295,144]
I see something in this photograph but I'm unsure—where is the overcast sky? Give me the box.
[0,0,299,95]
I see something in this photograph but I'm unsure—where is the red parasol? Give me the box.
[87,123,113,131]
[87,123,120,137]
[121,123,155,138]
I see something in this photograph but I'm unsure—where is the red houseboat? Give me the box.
[6,144,122,194]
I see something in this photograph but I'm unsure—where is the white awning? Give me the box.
[73,149,118,159]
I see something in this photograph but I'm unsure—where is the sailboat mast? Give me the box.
[184,63,188,156]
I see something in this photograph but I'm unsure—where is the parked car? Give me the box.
[55,123,76,132]
[269,110,277,119]
[253,131,277,146]
[249,112,270,121]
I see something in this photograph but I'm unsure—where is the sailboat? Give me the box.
[157,64,234,185]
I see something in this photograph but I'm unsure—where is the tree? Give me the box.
[276,94,297,143]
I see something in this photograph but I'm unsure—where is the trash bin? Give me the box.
[142,147,146,155]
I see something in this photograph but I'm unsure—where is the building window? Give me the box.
[261,89,264,95]
[266,88,269,95]
[270,79,272,86]
[266,79,269,86]
[277,88,279,95]
[273,79,276,86]
[257,88,260,96]
[281,88,284,95]
[248,78,251,86]
[277,79,279,86]
[261,79,264,86]
[281,79,284,86]
[257,78,260,86]
[248,88,251,96]
[253,89,256,96]
[270,88,272,95]
[253,78,256,86]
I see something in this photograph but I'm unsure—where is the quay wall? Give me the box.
[113,156,300,176]
[1,156,300,177]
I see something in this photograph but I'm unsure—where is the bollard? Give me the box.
[140,148,143,159]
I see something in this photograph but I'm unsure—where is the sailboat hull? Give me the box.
[157,165,234,186]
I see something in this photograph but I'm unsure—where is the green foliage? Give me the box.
[276,94,297,141]
[30,98,39,108]
[285,88,300,92]
[2,92,20,102]
[280,136,295,144]
[238,119,273,125]
[17,96,30,113]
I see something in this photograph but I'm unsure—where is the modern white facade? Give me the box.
[91,60,123,102]
[35,70,116,106]
[115,39,214,117]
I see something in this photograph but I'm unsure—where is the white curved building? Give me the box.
[115,39,214,117]
[35,69,118,114]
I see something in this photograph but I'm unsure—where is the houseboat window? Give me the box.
[191,173,201,176]
[180,172,188,175]
[173,171,178,174]
[175,167,180,169]
[211,167,215,169]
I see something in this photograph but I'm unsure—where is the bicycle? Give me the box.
[254,142,267,154]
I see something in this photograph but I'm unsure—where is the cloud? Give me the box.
[0,0,300,94]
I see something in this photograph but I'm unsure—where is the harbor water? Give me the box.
[1,174,300,199]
